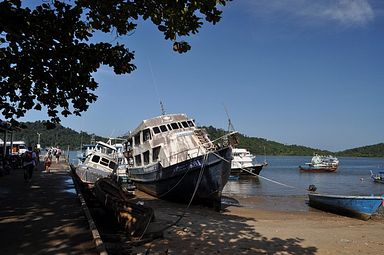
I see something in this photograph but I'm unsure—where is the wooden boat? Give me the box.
[370,170,384,184]
[93,178,158,238]
[230,148,267,176]
[308,193,384,220]
[123,113,236,210]
[299,154,339,173]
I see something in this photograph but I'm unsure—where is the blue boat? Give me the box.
[308,193,384,220]
[370,170,384,184]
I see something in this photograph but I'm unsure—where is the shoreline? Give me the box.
[131,191,384,255]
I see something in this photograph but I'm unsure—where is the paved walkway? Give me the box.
[0,160,99,255]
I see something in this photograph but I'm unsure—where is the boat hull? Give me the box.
[308,193,384,220]
[299,165,337,173]
[230,164,264,176]
[128,147,232,209]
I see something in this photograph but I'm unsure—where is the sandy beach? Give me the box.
[131,192,384,255]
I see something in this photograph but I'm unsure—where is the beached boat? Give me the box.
[123,113,235,209]
[230,148,267,176]
[299,154,339,172]
[72,142,119,189]
[370,170,384,184]
[308,193,384,220]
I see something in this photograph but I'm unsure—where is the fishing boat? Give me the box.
[370,170,384,184]
[299,154,339,172]
[230,148,267,176]
[308,193,384,220]
[123,113,236,209]
[72,142,119,189]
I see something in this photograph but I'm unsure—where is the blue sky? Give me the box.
[20,0,384,152]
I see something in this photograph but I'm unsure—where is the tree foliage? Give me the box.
[0,0,229,126]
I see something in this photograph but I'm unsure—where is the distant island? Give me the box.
[10,121,384,157]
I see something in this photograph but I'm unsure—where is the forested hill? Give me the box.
[7,121,384,157]
[204,126,384,157]
[335,143,384,157]
[203,126,332,156]
[11,121,106,150]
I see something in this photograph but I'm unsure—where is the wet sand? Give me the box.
[132,192,384,255]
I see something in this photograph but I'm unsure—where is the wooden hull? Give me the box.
[128,147,232,209]
[308,193,384,220]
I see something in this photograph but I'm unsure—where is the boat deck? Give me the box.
[0,158,101,255]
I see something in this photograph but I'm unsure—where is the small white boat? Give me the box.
[72,142,119,189]
[299,154,339,172]
[230,148,266,176]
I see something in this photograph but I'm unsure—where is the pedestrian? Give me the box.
[55,146,62,163]
[44,151,52,173]
[23,146,37,182]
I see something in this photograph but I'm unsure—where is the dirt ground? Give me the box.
[131,192,384,255]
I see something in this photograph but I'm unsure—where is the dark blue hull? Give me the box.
[308,193,384,220]
[128,147,232,208]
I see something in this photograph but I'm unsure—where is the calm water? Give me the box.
[68,151,384,210]
[224,155,384,197]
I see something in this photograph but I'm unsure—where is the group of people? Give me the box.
[23,146,62,182]
[43,147,62,172]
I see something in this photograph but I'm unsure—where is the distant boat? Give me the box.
[230,148,267,176]
[370,170,384,184]
[123,113,235,209]
[299,154,339,173]
[308,193,384,220]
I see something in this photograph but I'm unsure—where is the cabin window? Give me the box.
[152,146,161,162]
[100,157,109,167]
[135,155,142,166]
[134,133,141,146]
[153,126,160,134]
[181,121,189,128]
[143,128,151,142]
[143,151,150,165]
[167,124,172,130]
[160,125,167,132]
[91,155,100,163]
[187,120,194,127]
[109,161,117,170]
[171,122,179,129]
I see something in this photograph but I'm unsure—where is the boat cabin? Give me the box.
[84,151,118,173]
[124,114,214,169]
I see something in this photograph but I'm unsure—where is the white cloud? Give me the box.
[244,0,377,27]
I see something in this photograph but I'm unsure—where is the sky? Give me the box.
[19,0,384,152]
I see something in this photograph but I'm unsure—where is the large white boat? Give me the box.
[230,148,266,176]
[123,113,235,209]
[299,154,339,172]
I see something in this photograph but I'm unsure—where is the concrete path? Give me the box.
[0,160,99,255]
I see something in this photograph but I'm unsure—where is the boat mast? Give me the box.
[160,101,166,116]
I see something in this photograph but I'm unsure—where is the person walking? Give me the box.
[44,151,52,173]
[55,146,62,163]
[23,146,37,182]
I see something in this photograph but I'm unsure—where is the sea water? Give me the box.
[223,156,384,211]
[67,151,384,210]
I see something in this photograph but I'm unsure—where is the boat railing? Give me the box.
[160,145,205,168]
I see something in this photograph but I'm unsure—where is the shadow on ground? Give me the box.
[129,194,318,255]
[0,168,98,255]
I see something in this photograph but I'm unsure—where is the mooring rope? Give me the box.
[211,150,300,190]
